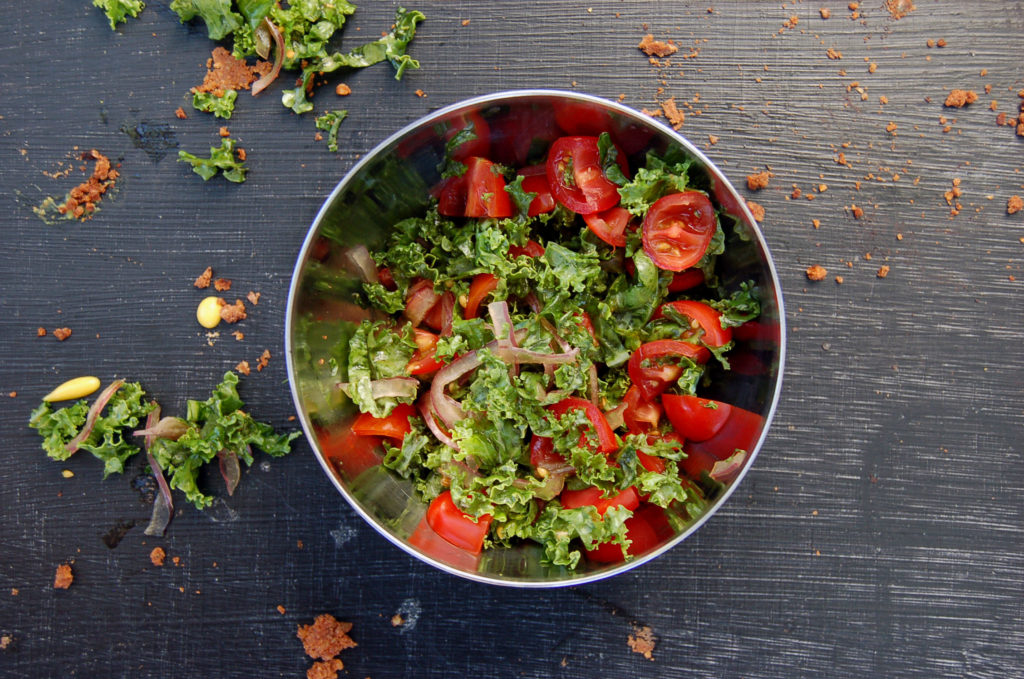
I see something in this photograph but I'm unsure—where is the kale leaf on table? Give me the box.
[178,136,248,183]
[94,0,145,30]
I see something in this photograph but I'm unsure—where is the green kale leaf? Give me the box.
[192,90,238,119]
[618,148,696,217]
[597,132,628,187]
[318,7,425,80]
[178,136,248,183]
[707,280,762,328]
[315,110,348,152]
[344,321,417,417]
[169,0,243,40]
[94,0,145,30]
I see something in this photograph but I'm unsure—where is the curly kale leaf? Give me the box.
[344,321,417,418]
[319,7,425,80]
[94,0,145,30]
[192,90,238,119]
[315,110,348,152]
[169,0,243,40]
[178,136,248,182]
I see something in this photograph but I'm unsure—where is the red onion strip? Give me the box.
[587,363,600,405]
[66,379,125,454]
[418,398,458,450]
[217,450,242,496]
[343,244,380,285]
[710,450,748,481]
[429,350,482,427]
[251,18,284,96]
[142,403,175,537]
[440,292,455,337]
[338,377,419,401]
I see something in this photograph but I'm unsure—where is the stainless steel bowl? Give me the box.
[285,90,785,587]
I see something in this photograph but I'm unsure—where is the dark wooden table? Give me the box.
[2,2,1022,677]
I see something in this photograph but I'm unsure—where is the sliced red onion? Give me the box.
[342,244,380,285]
[251,18,284,96]
[440,292,455,337]
[487,300,515,344]
[338,377,418,401]
[710,449,748,482]
[66,379,124,454]
[587,363,600,405]
[538,317,571,353]
[493,345,578,365]
[405,279,441,326]
[524,292,542,314]
[141,403,174,537]
[133,416,189,441]
[418,398,458,451]
[429,350,482,427]
[217,450,242,496]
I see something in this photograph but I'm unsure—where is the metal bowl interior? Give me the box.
[285,90,785,587]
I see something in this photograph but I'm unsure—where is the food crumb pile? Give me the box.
[627,625,656,660]
[53,563,73,589]
[297,614,357,679]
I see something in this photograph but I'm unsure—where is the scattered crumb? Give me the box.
[235,360,251,376]
[812,219,821,229]
[627,625,656,660]
[297,614,357,661]
[53,327,72,341]
[37,327,47,337]
[638,34,678,58]
[834,275,844,284]
[220,299,247,324]
[150,547,166,567]
[256,349,271,372]
[237,148,247,161]
[707,134,719,145]
[56,149,119,219]
[246,290,261,305]
[877,265,891,278]
[460,18,470,26]
[826,47,843,60]
[7,392,15,398]
[391,614,405,627]
[172,556,181,567]
[307,659,345,679]
[1008,195,1023,214]
[806,264,828,281]
[335,83,351,96]
[218,126,230,138]
[936,38,947,48]
[277,605,287,615]
[53,563,73,589]
[820,7,831,19]
[851,205,864,219]
[232,331,244,341]
[661,97,684,129]
[746,200,765,222]
[194,267,213,289]
[415,89,427,98]
[192,46,265,96]
[213,278,232,292]
[944,89,978,108]
[0,635,11,651]
[746,170,771,191]
[885,0,916,19]
[10,588,18,596]
[174,107,187,120]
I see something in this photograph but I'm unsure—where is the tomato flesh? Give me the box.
[517,165,556,216]
[628,340,709,401]
[426,490,493,554]
[662,395,733,442]
[560,485,640,515]
[584,513,659,563]
[464,273,499,319]
[508,239,546,259]
[465,157,513,218]
[546,136,628,215]
[350,403,417,441]
[622,385,662,433]
[583,206,630,247]
[641,191,717,271]
[407,328,444,375]
[548,397,618,454]
[529,435,568,472]
[653,300,733,349]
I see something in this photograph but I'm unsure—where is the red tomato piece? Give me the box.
[425,490,493,555]
[584,513,660,563]
[653,300,733,349]
[378,266,397,291]
[444,111,491,161]
[529,435,568,472]
[436,173,468,216]
[641,191,717,271]
[552,100,615,136]
[464,157,513,218]
[405,279,442,328]
[628,340,709,401]
[662,395,732,442]
[546,136,628,215]
[560,485,640,516]
[667,268,705,292]
[577,310,597,341]
[508,239,546,258]
[548,397,618,454]
[464,273,499,319]
[621,385,662,433]
[315,426,381,479]
[636,450,667,474]
[517,165,556,216]
[583,206,631,247]
[407,328,444,376]
[350,403,417,441]
[685,405,764,462]
[634,503,675,542]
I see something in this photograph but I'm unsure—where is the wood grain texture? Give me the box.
[1,1,1022,677]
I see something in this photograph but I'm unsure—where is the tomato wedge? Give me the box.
[684,404,764,462]
[621,385,662,433]
[583,206,630,247]
[426,490,493,554]
[517,165,555,216]
[653,300,733,349]
[407,328,444,376]
[529,435,568,472]
[560,485,640,515]
[546,136,628,215]
[662,395,732,442]
[641,191,717,271]
[404,278,442,328]
[316,426,381,479]
[548,397,618,454]
[465,157,513,218]
[668,268,705,292]
[508,239,546,258]
[628,340,709,401]
[584,513,659,563]
[350,403,417,441]
[444,111,490,161]
[464,273,499,319]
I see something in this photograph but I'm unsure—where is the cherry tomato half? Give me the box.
[350,403,417,441]
[653,300,733,349]
[425,490,493,555]
[517,165,556,216]
[529,435,568,472]
[641,191,717,271]
[548,397,618,454]
[407,328,444,376]
[628,340,709,401]
[662,394,732,442]
[508,239,546,259]
[560,485,640,516]
[622,385,662,433]
[546,136,628,215]
[583,206,631,247]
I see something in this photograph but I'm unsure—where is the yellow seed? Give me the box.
[43,376,101,402]
[196,296,224,329]
[61,470,74,478]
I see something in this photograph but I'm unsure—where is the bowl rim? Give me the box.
[285,88,787,587]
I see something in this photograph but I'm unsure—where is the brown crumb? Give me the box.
[53,563,73,589]
[627,625,656,660]
[851,205,864,219]
[213,278,232,292]
[661,97,685,129]
[707,134,719,145]
[277,605,287,615]
[885,121,897,134]
[461,18,470,26]
[885,0,915,19]
[936,38,947,48]
[1008,195,1024,214]
[307,659,345,679]
[150,547,166,567]
[415,89,427,98]
[746,170,771,191]
[174,107,187,120]
[944,89,978,108]
[171,556,181,567]
[194,267,213,289]
[826,47,843,60]
[877,265,890,278]
[237,148,247,161]
[247,290,261,305]
[56,149,119,219]
[192,46,265,96]
[219,126,230,138]
[256,349,271,372]
[834,275,844,284]
[53,327,72,341]
[746,200,765,222]
[391,614,405,627]
[335,83,351,96]
[806,264,828,281]
[638,34,678,58]
[37,327,47,337]
[812,219,821,229]
[820,7,831,19]
[220,299,247,324]
[235,360,251,376]
[232,331,244,341]
[7,392,15,398]
[297,614,357,661]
